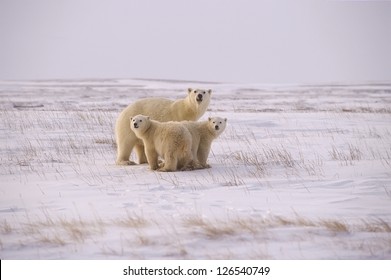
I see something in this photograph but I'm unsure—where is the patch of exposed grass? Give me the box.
[115,212,148,228]
[321,219,349,233]
[183,214,391,238]
[1,220,12,234]
[330,144,362,165]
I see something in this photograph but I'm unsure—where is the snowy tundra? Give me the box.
[0,79,390,259]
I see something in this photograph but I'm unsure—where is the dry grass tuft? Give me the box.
[1,220,13,234]
[182,214,391,241]
[263,146,295,168]
[361,218,391,233]
[233,151,268,177]
[221,168,245,186]
[321,219,349,233]
[183,216,242,239]
[330,144,362,165]
[59,220,89,242]
[201,223,237,239]
[115,212,148,228]
[272,215,315,227]
[39,233,67,246]
[183,216,207,227]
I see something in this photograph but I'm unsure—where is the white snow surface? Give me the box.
[0,79,390,259]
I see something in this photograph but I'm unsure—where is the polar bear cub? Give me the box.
[115,88,211,165]
[130,114,193,172]
[183,117,227,169]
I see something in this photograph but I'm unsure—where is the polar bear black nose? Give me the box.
[215,125,219,130]
[196,93,203,102]
[134,123,138,128]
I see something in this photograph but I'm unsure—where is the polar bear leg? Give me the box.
[159,154,177,172]
[116,133,137,165]
[186,160,204,170]
[134,143,148,164]
[145,147,159,170]
[178,149,196,171]
[197,145,212,168]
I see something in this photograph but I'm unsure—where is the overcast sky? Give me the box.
[0,0,390,84]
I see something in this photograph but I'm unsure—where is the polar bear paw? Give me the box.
[116,160,137,166]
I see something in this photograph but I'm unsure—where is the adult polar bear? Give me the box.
[115,88,211,165]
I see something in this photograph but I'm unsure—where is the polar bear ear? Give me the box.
[207,89,212,95]
[224,118,227,122]
[208,117,212,121]
[188,88,193,94]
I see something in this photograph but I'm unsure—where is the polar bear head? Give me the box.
[186,88,212,120]
[208,117,227,136]
[188,87,211,108]
[188,88,212,103]
[130,114,151,136]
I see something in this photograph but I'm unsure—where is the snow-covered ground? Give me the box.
[0,79,390,259]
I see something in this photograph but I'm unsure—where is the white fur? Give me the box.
[182,117,227,169]
[115,88,211,165]
[130,115,193,172]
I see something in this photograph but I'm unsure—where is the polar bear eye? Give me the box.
[194,90,197,93]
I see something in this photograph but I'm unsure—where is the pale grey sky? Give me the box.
[0,0,390,84]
